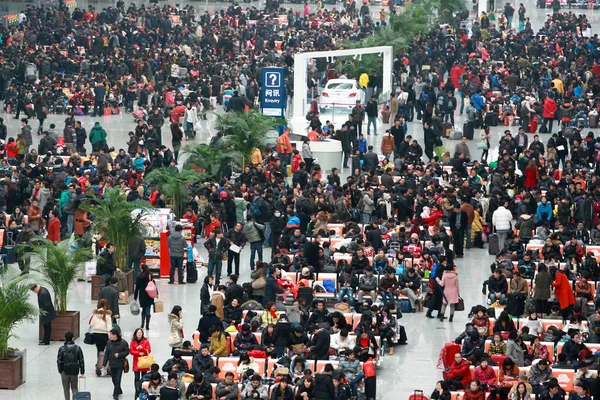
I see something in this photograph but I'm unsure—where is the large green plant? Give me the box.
[182,144,241,180]
[81,188,149,269]
[0,268,38,359]
[145,167,205,218]
[30,238,93,314]
[215,110,276,168]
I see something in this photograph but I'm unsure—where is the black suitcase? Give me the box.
[506,292,526,317]
[297,286,313,305]
[463,121,474,140]
[485,112,498,127]
[186,261,197,283]
[488,233,499,255]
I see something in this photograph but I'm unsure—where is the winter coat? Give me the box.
[37,286,56,325]
[533,271,553,300]
[381,134,394,155]
[444,360,471,388]
[168,313,184,348]
[552,271,575,309]
[515,215,535,239]
[134,275,155,308]
[57,341,85,375]
[90,309,113,333]
[437,270,460,304]
[89,124,107,144]
[543,98,557,119]
[243,221,265,244]
[192,353,214,375]
[314,373,335,400]
[506,339,525,367]
[168,230,188,258]
[211,291,225,320]
[197,312,222,343]
[473,365,497,386]
[492,206,513,231]
[103,338,129,369]
[242,382,268,399]
[264,275,285,304]
[130,337,152,372]
[209,332,228,357]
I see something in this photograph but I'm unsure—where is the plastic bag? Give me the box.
[130,301,140,316]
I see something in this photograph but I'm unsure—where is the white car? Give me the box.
[319,79,365,110]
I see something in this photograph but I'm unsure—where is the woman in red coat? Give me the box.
[524,159,539,189]
[130,328,152,399]
[552,268,575,320]
[542,97,557,133]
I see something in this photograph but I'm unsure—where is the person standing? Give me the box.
[449,205,468,259]
[437,265,461,322]
[167,224,188,285]
[90,299,113,377]
[301,139,314,172]
[276,129,293,177]
[492,200,513,251]
[204,228,230,286]
[103,328,129,400]
[47,209,61,243]
[93,81,106,117]
[351,100,365,136]
[503,2,514,29]
[89,121,107,152]
[127,235,146,279]
[134,264,156,330]
[225,222,246,276]
[31,283,56,345]
[130,328,151,400]
[243,216,265,271]
[98,277,120,324]
[56,331,85,400]
[365,96,378,136]
[518,3,526,31]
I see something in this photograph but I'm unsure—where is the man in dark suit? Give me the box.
[225,274,244,305]
[31,284,56,345]
[449,205,468,258]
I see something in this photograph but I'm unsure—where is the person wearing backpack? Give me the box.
[243,215,265,271]
[57,331,85,400]
[445,92,458,125]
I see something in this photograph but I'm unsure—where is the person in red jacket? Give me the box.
[542,96,557,133]
[130,328,152,400]
[46,209,61,243]
[443,353,471,390]
[419,204,444,227]
[552,268,575,320]
[473,358,498,388]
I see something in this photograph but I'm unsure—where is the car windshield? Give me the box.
[326,82,355,90]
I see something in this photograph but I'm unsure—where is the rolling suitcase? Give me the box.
[506,292,526,317]
[488,233,499,255]
[74,377,91,399]
[463,121,474,140]
[3,232,16,264]
[186,261,197,283]
[442,342,462,368]
[409,390,429,400]
[590,113,599,128]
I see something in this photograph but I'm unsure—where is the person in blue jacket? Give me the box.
[536,196,553,224]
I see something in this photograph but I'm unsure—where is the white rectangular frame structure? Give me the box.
[290,45,394,134]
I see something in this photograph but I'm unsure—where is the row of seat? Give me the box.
[525,243,600,261]
[482,318,579,337]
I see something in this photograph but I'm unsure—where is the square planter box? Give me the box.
[91,275,104,301]
[39,311,80,342]
[0,353,24,390]
[125,269,134,297]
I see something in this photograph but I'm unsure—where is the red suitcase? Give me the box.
[529,121,537,133]
[443,343,462,368]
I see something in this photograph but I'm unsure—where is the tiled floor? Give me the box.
[2,1,600,399]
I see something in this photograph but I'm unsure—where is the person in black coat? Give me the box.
[200,275,214,315]
[225,274,244,305]
[196,305,222,343]
[314,365,336,400]
[134,264,156,330]
[223,299,243,327]
[31,284,56,345]
[449,204,468,258]
[308,325,331,360]
[365,220,384,252]
[263,267,285,306]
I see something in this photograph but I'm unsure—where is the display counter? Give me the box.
[291,139,342,173]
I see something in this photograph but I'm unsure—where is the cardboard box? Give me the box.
[118,291,129,305]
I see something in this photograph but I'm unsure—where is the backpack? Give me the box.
[420,91,430,103]
[249,198,262,219]
[357,196,365,212]
[437,94,446,108]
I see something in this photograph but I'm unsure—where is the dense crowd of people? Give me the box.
[12,0,600,399]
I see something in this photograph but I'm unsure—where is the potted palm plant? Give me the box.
[183,143,240,180]
[31,238,92,341]
[0,268,37,389]
[145,167,206,218]
[214,110,276,169]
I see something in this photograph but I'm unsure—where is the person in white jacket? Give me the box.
[492,200,513,251]
[183,103,199,140]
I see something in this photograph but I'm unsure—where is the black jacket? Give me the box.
[308,329,331,360]
[197,312,222,343]
[103,338,129,368]
[264,275,285,304]
[225,283,244,305]
[314,373,335,400]
[162,356,189,373]
[96,249,116,277]
[192,353,214,375]
[38,286,56,325]
[57,341,85,375]
[186,380,213,398]
[224,304,243,324]
[98,284,120,317]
